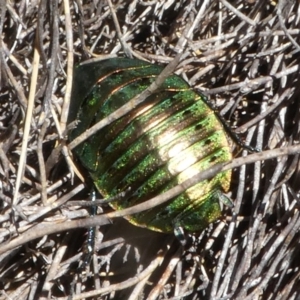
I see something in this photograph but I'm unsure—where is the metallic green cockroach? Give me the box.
[68,58,232,233]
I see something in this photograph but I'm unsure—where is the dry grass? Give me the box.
[1,0,300,299]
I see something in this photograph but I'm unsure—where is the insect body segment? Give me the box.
[68,58,232,233]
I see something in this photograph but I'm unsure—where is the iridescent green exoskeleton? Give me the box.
[68,58,232,233]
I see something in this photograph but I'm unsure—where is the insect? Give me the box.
[68,58,232,234]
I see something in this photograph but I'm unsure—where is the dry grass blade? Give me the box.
[1,1,300,300]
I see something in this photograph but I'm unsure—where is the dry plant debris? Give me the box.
[1,0,300,299]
